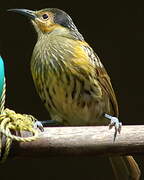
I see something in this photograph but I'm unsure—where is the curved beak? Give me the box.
[7,9,36,20]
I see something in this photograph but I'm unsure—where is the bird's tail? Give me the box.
[109,156,141,180]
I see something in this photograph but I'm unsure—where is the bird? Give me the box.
[8,8,141,180]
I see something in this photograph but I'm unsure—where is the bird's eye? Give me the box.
[42,14,49,20]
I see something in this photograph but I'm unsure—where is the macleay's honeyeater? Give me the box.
[8,8,140,180]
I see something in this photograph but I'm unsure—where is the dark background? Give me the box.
[0,1,144,180]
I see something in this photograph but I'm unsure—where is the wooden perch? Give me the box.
[6,125,144,159]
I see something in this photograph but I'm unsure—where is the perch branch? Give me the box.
[5,125,144,159]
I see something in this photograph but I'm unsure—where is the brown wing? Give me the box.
[82,44,119,117]
[96,59,119,117]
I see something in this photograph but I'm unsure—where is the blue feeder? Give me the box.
[0,56,5,99]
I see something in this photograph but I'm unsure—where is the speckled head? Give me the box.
[8,8,79,34]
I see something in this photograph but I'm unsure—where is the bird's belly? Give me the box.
[42,78,108,126]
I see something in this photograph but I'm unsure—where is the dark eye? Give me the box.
[42,14,49,19]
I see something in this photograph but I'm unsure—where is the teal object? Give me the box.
[0,56,5,98]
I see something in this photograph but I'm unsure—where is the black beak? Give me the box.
[8,9,36,20]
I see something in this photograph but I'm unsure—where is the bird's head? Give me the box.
[8,8,83,40]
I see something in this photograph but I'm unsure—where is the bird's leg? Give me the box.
[40,120,64,127]
[35,120,63,131]
[104,114,122,141]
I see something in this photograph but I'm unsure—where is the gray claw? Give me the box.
[104,114,122,141]
[34,121,44,132]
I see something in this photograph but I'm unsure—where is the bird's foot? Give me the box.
[34,120,63,132]
[104,114,122,141]
[34,120,44,132]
